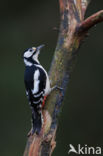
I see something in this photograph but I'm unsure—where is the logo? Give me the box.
[68,144,102,155]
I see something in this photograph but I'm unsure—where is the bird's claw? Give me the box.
[56,86,63,91]
[51,85,63,92]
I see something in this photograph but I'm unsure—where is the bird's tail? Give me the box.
[31,105,43,135]
[27,90,43,135]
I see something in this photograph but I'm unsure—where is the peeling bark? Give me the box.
[24,0,103,155]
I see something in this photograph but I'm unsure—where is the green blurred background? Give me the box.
[0,0,103,155]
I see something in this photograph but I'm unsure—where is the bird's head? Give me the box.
[23,44,45,65]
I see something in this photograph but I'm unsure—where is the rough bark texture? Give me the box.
[24,0,103,155]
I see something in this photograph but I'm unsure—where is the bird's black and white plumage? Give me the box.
[23,45,52,135]
[23,45,62,135]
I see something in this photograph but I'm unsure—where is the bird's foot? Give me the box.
[51,85,63,92]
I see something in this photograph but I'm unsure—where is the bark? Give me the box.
[24,0,103,156]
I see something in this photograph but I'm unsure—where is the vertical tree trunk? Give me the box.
[24,0,103,155]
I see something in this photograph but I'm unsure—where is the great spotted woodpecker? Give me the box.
[23,45,62,135]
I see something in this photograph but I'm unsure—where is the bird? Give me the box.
[22,44,62,136]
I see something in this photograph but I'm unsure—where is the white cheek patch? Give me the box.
[24,51,33,58]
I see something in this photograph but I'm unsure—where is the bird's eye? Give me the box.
[29,49,33,52]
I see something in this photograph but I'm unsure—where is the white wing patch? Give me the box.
[32,70,40,94]
[35,64,51,95]
[33,91,43,97]
[33,98,42,104]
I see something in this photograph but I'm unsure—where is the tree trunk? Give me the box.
[24,0,103,155]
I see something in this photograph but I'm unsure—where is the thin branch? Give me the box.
[59,0,91,19]
[80,0,92,19]
[73,0,92,20]
[78,10,103,33]
[24,0,103,156]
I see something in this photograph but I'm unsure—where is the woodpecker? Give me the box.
[23,44,62,136]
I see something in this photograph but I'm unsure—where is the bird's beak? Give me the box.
[36,44,45,51]
[32,47,36,51]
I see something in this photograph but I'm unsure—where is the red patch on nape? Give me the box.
[42,96,47,108]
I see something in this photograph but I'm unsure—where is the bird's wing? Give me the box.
[25,68,46,106]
